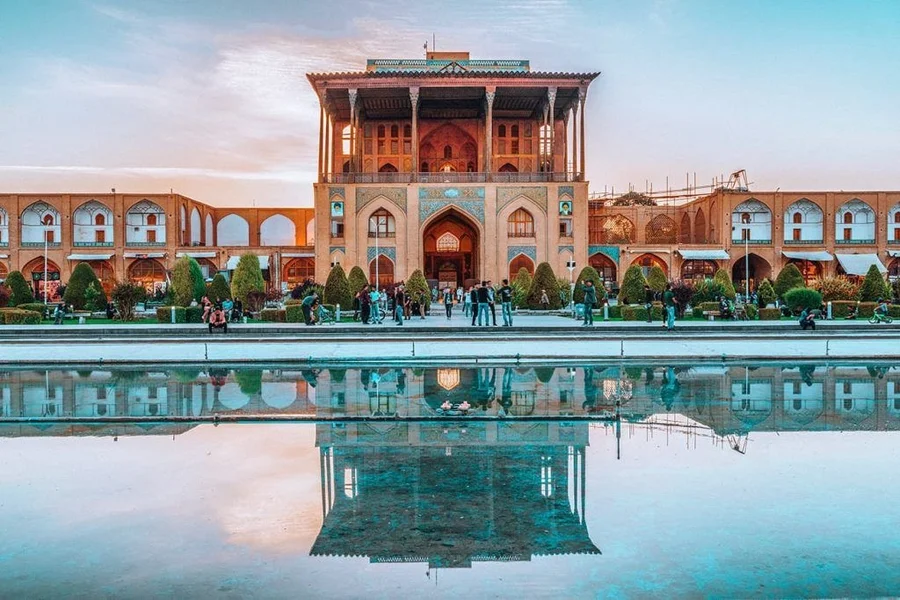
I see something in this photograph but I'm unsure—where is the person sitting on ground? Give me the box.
[222,297,234,316]
[209,305,227,333]
[846,304,858,320]
[799,307,816,330]
[230,299,243,323]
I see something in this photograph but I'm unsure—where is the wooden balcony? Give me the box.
[321,172,583,185]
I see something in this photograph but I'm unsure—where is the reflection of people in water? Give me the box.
[499,368,513,415]
[476,368,496,410]
[582,367,598,410]
[301,369,319,388]
[799,365,815,387]
[360,369,371,390]
[396,370,407,395]
[660,367,680,411]
[866,365,888,379]
[208,368,229,391]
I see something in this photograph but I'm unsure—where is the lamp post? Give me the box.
[370,215,379,292]
[744,225,749,299]
[43,224,50,304]
[566,257,576,317]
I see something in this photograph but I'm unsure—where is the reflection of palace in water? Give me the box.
[312,420,595,567]
[2,365,900,437]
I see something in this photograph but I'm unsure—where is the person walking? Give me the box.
[456,286,464,305]
[359,284,371,324]
[476,281,490,326]
[643,284,654,323]
[463,286,473,318]
[663,283,677,331]
[581,279,597,326]
[443,286,454,320]
[470,284,480,326]
[394,286,405,326]
[540,289,550,310]
[487,280,498,326]
[498,279,514,326]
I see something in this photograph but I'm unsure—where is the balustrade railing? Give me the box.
[73,241,114,247]
[21,241,61,248]
[783,239,824,245]
[835,239,876,245]
[320,172,583,185]
[125,241,167,247]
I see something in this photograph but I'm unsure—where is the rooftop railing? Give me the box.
[321,172,582,184]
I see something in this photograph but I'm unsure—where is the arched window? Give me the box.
[589,253,617,283]
[378,163,397,173]
[147,214,157,226]
[836,199,875,243]
[679,213,691,244]
[681,260,717,281]
[390,124,398,138]
[403,124,411,137]
[511,124,519,137]
[589,214,634,244]
[95,213,106,226]
[498,124,507,138]
[368,209,396,238]
[436,232,460,252]
[693,209,706,244]
[42,214,54,226]
[793,212,802,224]
[731,199,772,243]
[443,145,452,159]
[499,163,518,173]
[783,199,823,243]
[646,214,677,244]
[283,258,315,285]
[342,125,351,154]
[128,259,167,294]
[369,255,394,288]
[843,212,853,224]
[507,208,535,238]
[421,161,429,173]
[377,125,385,139]
[21,201,62,245]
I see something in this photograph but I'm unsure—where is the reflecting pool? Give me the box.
[1,363,900,598]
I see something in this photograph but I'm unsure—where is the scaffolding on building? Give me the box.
[589,169,752,209]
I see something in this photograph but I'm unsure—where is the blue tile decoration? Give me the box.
[496,186,548,214]
[558,245,575,254]
[558,185,574,199]
[329,246,345,255]
[419,187,485,225]
[589,245,619,263]
[329,187,345,200]
[367,246,397,262]
[507,245,537,262]
[356,187,407,214]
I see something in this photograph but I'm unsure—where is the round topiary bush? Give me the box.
[347,266,369,297]
[619,265,646,305]
[63,263,106,310]
[206,273,231,303]
[526,262,562,309]
[573,266,605,305]
[5,271,33,306]
[647,265,667,293]
[230,254,265,306]
[774,263,806,299]
[857,264,890,302]
[323,264,352,311]
[757,278,776,307]
[784,287,823,313]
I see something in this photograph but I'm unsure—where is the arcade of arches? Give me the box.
[129,259,167,295]
[423,210,479,289]
[787,259,823,285]
[21,257,62,301]
[283,258,315,287]
[588,253,616,285]
[732,254,772,293]
[632,253,667,278]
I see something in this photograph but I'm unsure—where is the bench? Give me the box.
[702,310,722,321]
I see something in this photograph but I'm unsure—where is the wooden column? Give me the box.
[410,87,419,180]
[578,89,586,177]
[348,88,358,172]
[484,88,495,173]
[546,87,557,173]
[324,113,332,177]
[571,103,578,179]
[317,102,325,180]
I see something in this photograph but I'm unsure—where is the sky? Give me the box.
[1,0,899,207]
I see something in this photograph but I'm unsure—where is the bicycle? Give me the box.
[869,312,893,324]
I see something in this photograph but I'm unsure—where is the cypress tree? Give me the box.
[619,265,647,305]
[347,266,369,296]
[774,263,806,299]
[323,264,352,310]
[858,264,890,301]
[512,267,533,308]
[647,265,668,293]
[63,263,106,310]
[573,266,605,304]
[230,254,265,305]
[5,271,33,306]
[206,273,231,303]
[713,268,736,300]
[171,257,195,306]
[526,262,562,309]
[757,278,776,307]
[188,257,206,302]
[405,269,430,299]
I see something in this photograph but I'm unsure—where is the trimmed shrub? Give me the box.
[235,370,262,397]
[622,303,664,321]
[63,263,106,310]
[647,266,667,293]
[619,266,647,305]
[691,278,726,304]
[573,266,605,305]
[691,306,703,319]
[231,254,265,306]
[757,278,776,307]
[784,288,823,313]
[286,304,304,323]
[206,273,231,303]
[671,280,693,317]
[323,264,353,311]
[831,300,856,319]
[188,258,206,302]
[526,262,563,309]
[83,283,103,312]
[0,284,9,308]
[185,306,203,323]
[347,266,369,297]
[607,305,621,319]
[745,304,758,320]
[557,277,572,306]
[713,269,736,300]
[17,303,49,317]
[111,281,147,322]
[260,308,286,322]
[857,302,877,318]
[759,307,782,320]
[857,264,890,302]
[812,276,858,302]
[774,264,806,299]
[6,271,33,306]
[512,267,533,308]
[2,309,41,324]
[284,298,302,306]
[171,257,196,307]
[405,269,430,300]
[156,306,186,323]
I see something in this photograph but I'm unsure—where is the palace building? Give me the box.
[307,51,596,288]
[3,52,900,299]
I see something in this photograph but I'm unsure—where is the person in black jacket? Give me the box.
[470,283,480,326]
[644,284,655,323]
[498,279,514,326]
[476,281,490,326]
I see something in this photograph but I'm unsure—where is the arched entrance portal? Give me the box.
[22,257,62,301]
[786,259,822,285]
[732,254,772,294]
[423,209,479,289]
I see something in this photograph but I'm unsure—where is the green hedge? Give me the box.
[745,304,758,320]
[185,306,204,323]
[692,307,703,319]
[16,303,49,317]
[2,309,42,324]
[857,302,877,318]
[759,308,782,320]
[260,308,286,322]
[156,306,186,323]
[889,305,900,318]
[621,303,664,321]
[831,301,856,319]
[285,298,302,306]
[606,305,621,319]
[286,304,304,323]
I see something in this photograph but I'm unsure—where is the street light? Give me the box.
[566,257,576,317]
[43,223,52,304]
[370,215,379,292]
